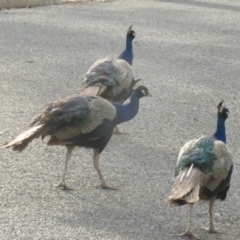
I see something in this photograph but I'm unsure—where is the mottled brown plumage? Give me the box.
[80,58,140,103]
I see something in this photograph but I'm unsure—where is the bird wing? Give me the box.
[54,96,117,140]
[204,140,233,191]
[80,58,136,102]
[29,95,90,128]
[85,58,115,83]
[111,58,135,94]
[176,137,203,166]
[1,95,117,150]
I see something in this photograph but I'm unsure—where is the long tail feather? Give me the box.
[1,124,45,152]
[168,167,204,205]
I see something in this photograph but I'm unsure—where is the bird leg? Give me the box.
[113,125,129,135]
[201,197,223,234]
[178,204,200,239]
[93,148,118,190]
[55,145,74,190]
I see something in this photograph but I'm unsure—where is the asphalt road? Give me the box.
[1,0,240,239]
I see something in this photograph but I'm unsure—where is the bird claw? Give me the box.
[178,231,200,239]
[55,182,74,190]
[96,183,119,190]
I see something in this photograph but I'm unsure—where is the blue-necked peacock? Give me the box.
[118,25,135,65]
[168,101,233,238]
[80,25,136,102]
[1,86,151,190]
[80,26,137,134]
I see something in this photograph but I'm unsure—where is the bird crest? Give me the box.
[127,25,135,37]
[217,100,229,119]
[217,100,224,114]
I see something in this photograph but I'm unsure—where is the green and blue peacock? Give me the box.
[168,101,233,238]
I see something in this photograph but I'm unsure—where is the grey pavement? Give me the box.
[0,0,240,239]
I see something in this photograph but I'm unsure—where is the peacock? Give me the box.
[80,25,136,101]
[80,26,137,134]
[1,85,151,190]
[168,101,233,239]
[118,25,135,65]
[80,58,140,133]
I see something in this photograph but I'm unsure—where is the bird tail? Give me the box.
[168,165,205,205]
[80,85,107,97]
[1,124,46,152]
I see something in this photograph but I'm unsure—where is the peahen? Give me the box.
[118,25,135,65]
[168,101,233,239]
[1,85,151,190]
[80,58,140,133]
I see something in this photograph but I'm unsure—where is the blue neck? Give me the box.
[212,117,226,143]
[126,37,133,51]
[118,36,133,65]
[112,92,139,124]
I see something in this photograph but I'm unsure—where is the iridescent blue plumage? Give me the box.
[118,25,135,65]
[112,86,145,124]
[212,100,228,143]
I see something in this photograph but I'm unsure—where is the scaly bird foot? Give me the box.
[96,183,119,190]
[178,231,200,239]
[113,126,129,135]
[55,182,74,190]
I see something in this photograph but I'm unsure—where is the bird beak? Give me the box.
[147,92,152,97]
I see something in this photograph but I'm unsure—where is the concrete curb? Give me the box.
[0,0,84,9]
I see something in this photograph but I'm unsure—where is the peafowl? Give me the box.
[118,25,135,65]
[168,101,233,239]
[80,58,140,133]
[1,86,151,190]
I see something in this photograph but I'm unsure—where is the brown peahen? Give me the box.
[1,86,151,190]
[168,101,233,239]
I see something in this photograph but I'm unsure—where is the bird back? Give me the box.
[1,95,117,151]
[54,96,116,140]
[81,58,138,103]
[169,137,232,205]
[175,137,217,176]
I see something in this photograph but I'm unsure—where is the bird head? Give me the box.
[134,85,152,98]
[217,100,229,119]
[127,25,135,40]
